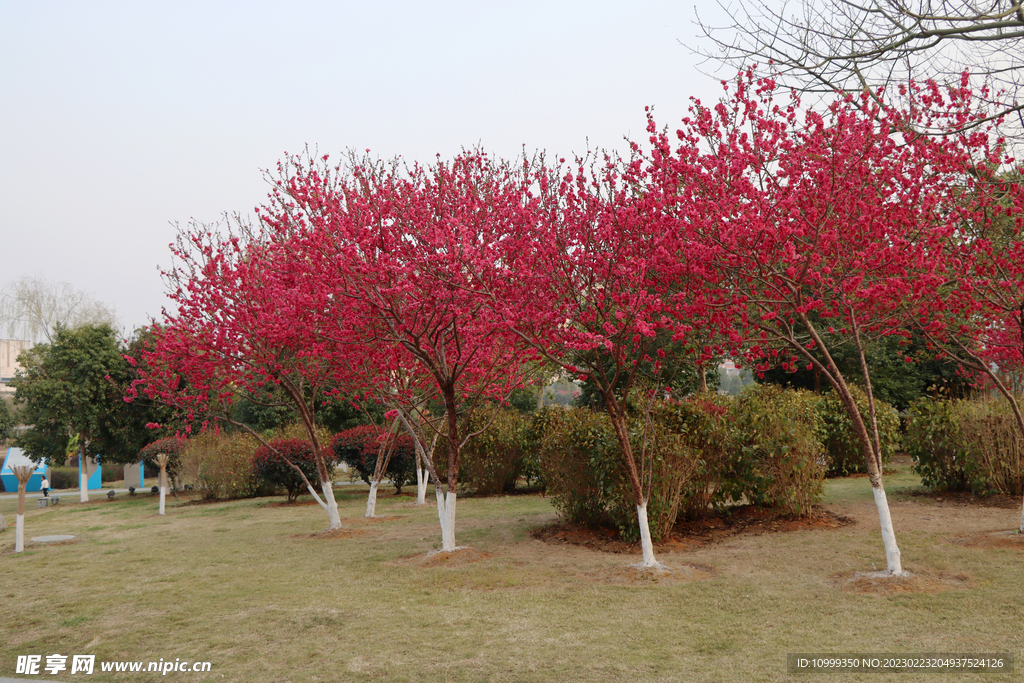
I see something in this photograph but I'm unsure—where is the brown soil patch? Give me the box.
[583,563,715,586]
[532,506,854,555]
[290,528,368,540]
[830,569,971,595]
[394,547,493,568]
[899,489,1020,509]
[951,530,1024,550]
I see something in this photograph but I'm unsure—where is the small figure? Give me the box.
[40,475,50,498]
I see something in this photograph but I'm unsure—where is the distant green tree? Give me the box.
[0,398,16,443]
[11,324,131,501]
[757,332,968,410]
[94,328,182,463]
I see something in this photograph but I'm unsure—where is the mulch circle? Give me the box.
[532,506,854,555]
[829,569,971,595]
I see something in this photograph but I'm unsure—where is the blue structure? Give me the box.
[1,447,48,492]
[78,454,103,490]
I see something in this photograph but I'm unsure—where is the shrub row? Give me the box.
[47,467,79,490]
[252,439,329,503]
[330,425,417,494]
[905,395,1023,496]
[532,384,903,542]
[534,387,827,542]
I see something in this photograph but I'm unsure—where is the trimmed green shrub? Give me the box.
[656,395,734,521]
[904,397,968,491]
[179,431,264,500]
[47,467,79,490]
[329,425,416,494]
[457,408,529,495]
[818,385,900,477]
[533,407,615,529]
[906,395,1023,496]
[534,402,719,542]
[251,439,327,503]
[956,398,1024,496]
[727,385,825,515]
[101,465,120,483]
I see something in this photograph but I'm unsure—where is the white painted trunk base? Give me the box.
[416,466,428,505]
[79,468,89,503]
[436,489,457,551]
[322,480,341,529]
[872,486,905,576]
[365,481,379,518]
[158,487,167,515]
[635,503,661,568]
[15,514,24,553]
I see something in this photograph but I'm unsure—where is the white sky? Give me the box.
[0,1,730,336]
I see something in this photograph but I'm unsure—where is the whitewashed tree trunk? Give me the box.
[322,480,341,529]
[416,463,427,505]
[79,452,90,503]
[872,486,904,575]
[365,481,379,518]
[157,454,169,516]
[14,465,31,553]
[636,502,660,568]
[436,489,457,551]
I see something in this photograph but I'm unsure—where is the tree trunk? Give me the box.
[637,503,657,567]
[78,440,89,503]
[604,392,660,568]
[436,488,457,551]
[415,452,428,505]
[14,466,32,553]
[799,314,904,575]
[157,453,169,516]
[365,481,379,518]
[835,381,904,575]
[321,479,342,529]
[696,365,708,394]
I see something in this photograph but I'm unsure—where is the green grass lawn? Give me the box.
[1,472,1020,682]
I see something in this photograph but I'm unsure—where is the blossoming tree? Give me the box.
[644,72,1015,575]
[263,151,538,552]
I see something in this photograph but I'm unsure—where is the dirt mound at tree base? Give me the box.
[829,569,971,595]
[532,506,853,554]
[951,530,1024,549]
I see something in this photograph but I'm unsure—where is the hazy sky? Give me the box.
[1,1,730,336]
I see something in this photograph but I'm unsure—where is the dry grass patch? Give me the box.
[395,546,494,568]
[289,528,369,540]
[1,473,1022,683]
[583,562,714,586]
[952,530,1024,550]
